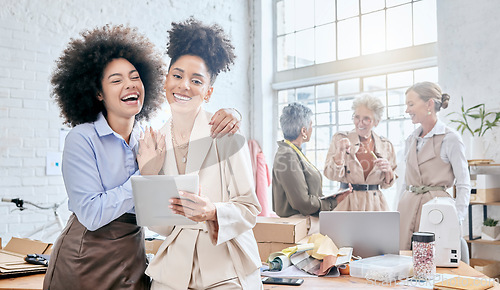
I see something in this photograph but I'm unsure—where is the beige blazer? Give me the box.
[323,130,397,211]
[146,110,262,289]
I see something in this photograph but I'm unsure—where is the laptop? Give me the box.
[319,211,400,258]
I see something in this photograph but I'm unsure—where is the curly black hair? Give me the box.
[166,18,236,85]
[51,25,165,127]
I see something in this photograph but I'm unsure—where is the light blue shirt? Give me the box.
[62,112,141,231]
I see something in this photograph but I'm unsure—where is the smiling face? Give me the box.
[405,90,432,124]
[353,105,378,138]
[164,55,213,115]
[98,58,145,123]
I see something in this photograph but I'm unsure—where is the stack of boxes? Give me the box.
[252,217,308,262]
[470,174,500,203]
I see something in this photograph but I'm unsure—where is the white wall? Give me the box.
[438,0,500,260]
[0,0,252,246]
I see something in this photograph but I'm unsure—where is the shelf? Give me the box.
[469,164,500,175]
[465,238,500,246]
[470,201,500,206]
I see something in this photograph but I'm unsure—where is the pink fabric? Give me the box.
[248,140,272,217]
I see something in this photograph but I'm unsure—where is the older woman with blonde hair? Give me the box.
[324,94,397,211]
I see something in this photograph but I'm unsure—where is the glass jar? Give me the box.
[412,232,436,280]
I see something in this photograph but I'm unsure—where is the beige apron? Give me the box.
[43,213,150,290]
[398,134,455,250]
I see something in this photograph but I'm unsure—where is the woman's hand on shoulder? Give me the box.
[137,126,166,175]
[209,108,241,138]
[169,189,217,222]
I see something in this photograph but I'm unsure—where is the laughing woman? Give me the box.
[138,19,262,289]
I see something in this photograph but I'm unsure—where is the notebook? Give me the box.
[319,211,400,258]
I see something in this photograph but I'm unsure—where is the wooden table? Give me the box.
[263,261,500,289]
[1,262,499,289]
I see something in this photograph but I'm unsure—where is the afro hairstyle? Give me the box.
[166,17,236,85]
[51,24,165,127]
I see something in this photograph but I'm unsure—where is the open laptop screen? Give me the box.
[319,211,400,258]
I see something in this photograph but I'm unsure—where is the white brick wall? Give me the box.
[0,0,252,246]
[438,0,500,260]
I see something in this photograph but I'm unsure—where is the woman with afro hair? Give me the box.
[43,25,241,290]
[139,18,263,289]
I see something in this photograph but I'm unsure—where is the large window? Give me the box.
[276,0,437,71]
[273,0,438,209]
[277,67,438,192]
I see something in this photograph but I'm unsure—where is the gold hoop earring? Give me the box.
[302,134,307,140]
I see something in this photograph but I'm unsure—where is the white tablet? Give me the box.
[131,175,198,226]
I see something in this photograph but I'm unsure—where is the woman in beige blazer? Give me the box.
[138,18,262,289]
[324,94,397,211]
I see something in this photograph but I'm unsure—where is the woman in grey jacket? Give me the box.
[272,103,350,234]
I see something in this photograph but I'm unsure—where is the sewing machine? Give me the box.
[419,197,461,267]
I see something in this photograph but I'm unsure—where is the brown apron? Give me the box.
[398,134,455,250]
[43,213,150,290]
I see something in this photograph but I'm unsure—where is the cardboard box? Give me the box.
[470,175,500,203]
[0,237,52,277]
[257,242,295,262]
[471,258,500,278]
[252,217,307,244]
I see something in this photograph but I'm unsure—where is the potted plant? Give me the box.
[447,97,500,159]
[481,217,500,241]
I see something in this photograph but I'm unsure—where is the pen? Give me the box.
[370,151,378,160]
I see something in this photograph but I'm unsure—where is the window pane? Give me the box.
[337,0,359,20]
[316,98,334,114]
[363,75,386,91]
[278,89,295,104]
[316,127,332,150]
[387,89,406,106]
[315,0,336,25]
[315,24,336,64]
[277,0,295,35]
[361,11,385,55]
[387,71,413,88]
[338,110,353,125]
[387,4,413,50]
[295,0,314,31]
[296,86,315,102]
[361,0,385,13]
[277,34,295,71]
[316,149,329,173]
[316,113,333,126]
[414,67,438,83]
[338,78,360,95]
[296,29,315,68]
[317,83,335,99]
[413,0,437,45]
[338,17,360,59]
[373,122,387,137]
[386,0,411,7]
[387,105,406,119]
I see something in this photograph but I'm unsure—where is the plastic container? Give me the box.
[349,254,413,282]
[412,232,436,280]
